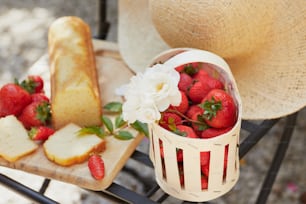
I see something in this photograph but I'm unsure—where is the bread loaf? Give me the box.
[0,115,38,162]
[48,16,102,130]
[43,123,106,166]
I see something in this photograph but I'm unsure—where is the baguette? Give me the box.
[43,123,106,166]
[48,16,102,130]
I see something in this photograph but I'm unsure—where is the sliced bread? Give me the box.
[43,123,106,166]
[0,115,38,162]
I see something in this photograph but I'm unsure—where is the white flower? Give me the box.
[143,64,181,111]
[121,94,161,124]
[117,63,181,124]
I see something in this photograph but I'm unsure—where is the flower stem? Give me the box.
[166,109,206,126]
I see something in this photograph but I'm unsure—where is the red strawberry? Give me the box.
[224,145,229,173]
[200,151,210,166]
[19,75,44,94]
[88,154,105,180]
[200,89,237,128]
[178,163,184,186]
[18,101,51,129]
[159,139,164,159]
[193,69,209,79]
[31,93,50,103]
[168,91,189,114]
[188,81,211,103]
[28,126,55,141]
[206,76,224,90]
[159,112,182,130]
[175,62,199,74]
[200,152,210,180]
[186,104,203,119]
[196,75,224,90]
[191,111,208,136]
[178,73,193,92]
[176,148,183,162]
[201,126,233,139]
[201,175,209,189]
[176,125,198,138]
[201,164,210,178]
[0,83,32,117]
[175,65,185,73]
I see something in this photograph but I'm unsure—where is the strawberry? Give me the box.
[200,151,210,166]
[175,62,199,74]
[0,83,32,117]
[186,104,203,119]
[168,91,189,114]
[18,101,51,129]
[159,112,182,130]
[175,65,185,73]
[201,126,233,139]
[188,81,211,103]
[178,73,193,92]
[223,145,229,173]
[193,69,208,79]
[201,127,232,138]
[195,74,224,90]
[176,148,183,162]
[178,163,184,186]
[28,126,55,141]
[200,89,237,128]
[176,125,198,138]
[88,154,105,180]
[19,75,44,94]
[201,175,209,189]
[31,93,50,103]
[201,164,210,178]
[191,110,208,135]
[159,139,164,159]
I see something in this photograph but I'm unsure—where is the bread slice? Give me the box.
[43,123,105,166]
[0,115,38,162]
[48,16,102,130]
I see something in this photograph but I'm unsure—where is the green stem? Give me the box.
[166,109,206,126]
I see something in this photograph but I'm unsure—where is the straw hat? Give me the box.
[118,0,306,120]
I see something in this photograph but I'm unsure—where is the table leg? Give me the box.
[255,112,298,204]
[96,0,110,39]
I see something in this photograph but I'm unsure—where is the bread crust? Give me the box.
[44,140,106,167]
[48,16,102,129]
[43,123,106,166]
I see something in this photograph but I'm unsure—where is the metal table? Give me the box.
[0,112,298,204]
[0,1,300,203]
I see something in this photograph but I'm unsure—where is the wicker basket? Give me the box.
[148,48,242,202]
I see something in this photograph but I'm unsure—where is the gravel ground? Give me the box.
[0,1,305,204]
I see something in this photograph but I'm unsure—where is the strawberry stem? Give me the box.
[200,97,222,120]
[166,109,206,126]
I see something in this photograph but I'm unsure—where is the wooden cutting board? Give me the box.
[0,40,145,191]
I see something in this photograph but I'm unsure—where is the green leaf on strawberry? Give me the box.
[195,114,209,131]
[200,97,222,120]
[16,75,44,94]
[28,126,55,141]
[35,101,51,124]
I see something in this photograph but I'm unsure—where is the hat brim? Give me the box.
[118,0,306,120]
